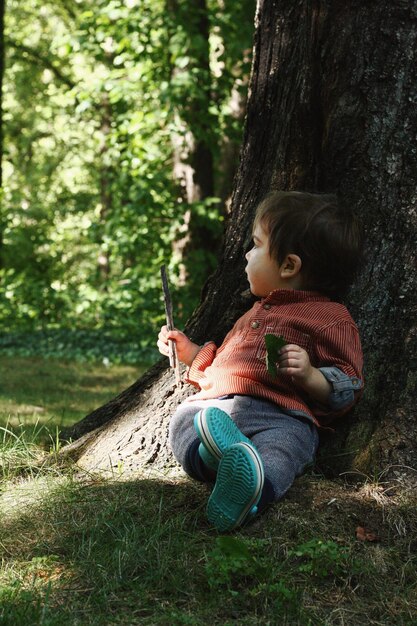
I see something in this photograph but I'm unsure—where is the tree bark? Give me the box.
[64,0,417,483]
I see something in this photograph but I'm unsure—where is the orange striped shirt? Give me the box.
[185,289,363,426]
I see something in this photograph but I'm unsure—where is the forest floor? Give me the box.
[1,356,416,625]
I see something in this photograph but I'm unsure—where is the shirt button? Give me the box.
[263,304,271,310]
[251,321,260,329]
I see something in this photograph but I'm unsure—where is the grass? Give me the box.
[1,356,417,625]
[0,356,144,445]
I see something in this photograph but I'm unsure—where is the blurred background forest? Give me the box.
[0,0,255,364]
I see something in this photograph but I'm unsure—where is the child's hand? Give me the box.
[277,344,332,404]
[277,344,313,382]
[157,325,201,367]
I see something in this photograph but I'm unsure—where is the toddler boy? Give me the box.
[157,191,364,531]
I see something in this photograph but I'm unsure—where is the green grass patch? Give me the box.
[1,357,417,625]
[1,472,416,625]
[0,356,144,441]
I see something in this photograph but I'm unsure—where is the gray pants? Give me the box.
[169,395,319,501]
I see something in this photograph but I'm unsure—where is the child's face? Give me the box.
[245,223,286,297]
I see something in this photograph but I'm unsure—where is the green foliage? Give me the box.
[205,536,301,618]
[205,535,258,588]
[202,534,363,622]
[0,328,158,363]
[1,0,255,347]
[288,538,350,579]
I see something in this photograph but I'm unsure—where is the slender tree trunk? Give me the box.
[97,92,112,285]
[168,0,214,202]
[0,0,4,189]
[167,0,216,286]
[0,0,6,268]
[216,82,248,210]
[64,0,417,484]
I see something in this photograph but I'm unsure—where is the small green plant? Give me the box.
[288,538,349,578]
[205,536,302,618]
[249,580,299,616]
[205,536,259,589]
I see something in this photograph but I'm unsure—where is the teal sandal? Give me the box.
[207,441,264,532]
[194,407,252,471]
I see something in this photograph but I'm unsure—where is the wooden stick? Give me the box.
[160,265,181,386]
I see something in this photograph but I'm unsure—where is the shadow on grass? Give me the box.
[1,472,417,626]
[0,476,214,626]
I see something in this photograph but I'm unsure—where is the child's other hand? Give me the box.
[277,344,313,382]
[157,325,201,367]
[277,344,332,404]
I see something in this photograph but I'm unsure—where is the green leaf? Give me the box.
[264,333,287,377]
[215,536,251,559]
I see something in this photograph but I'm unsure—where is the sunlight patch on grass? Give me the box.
[0,356,144,435]
[0,403,45,417]
[0,474,67,519]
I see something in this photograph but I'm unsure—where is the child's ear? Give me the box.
[280,253,302,277]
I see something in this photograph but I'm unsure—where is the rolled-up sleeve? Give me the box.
[185,342,217,388]
[319,366,363,411]
[312,321,364,421]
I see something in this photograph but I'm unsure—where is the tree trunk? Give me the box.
[0,0,5,268]
[63,0,417,483]
[168,0,216,287]
[97,92,112,286]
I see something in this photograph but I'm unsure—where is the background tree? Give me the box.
[64,0,417,482]
[166,0,254,299]
[0,0,254,353]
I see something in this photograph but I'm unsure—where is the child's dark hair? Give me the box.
[254,191,363,299]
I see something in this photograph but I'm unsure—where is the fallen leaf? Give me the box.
[356,526,380,542]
